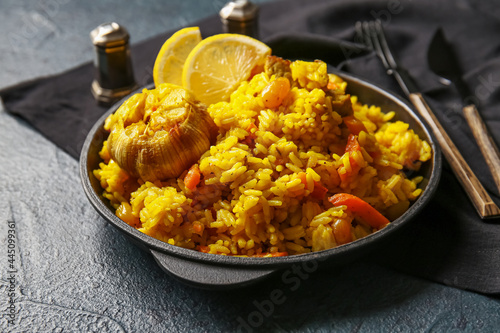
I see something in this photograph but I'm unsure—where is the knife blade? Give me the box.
[428,28,500,195]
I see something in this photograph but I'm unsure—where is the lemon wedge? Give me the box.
[182,34,271,106]
[153,27,202,87]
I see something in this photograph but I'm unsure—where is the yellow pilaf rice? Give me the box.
[93,58,431,256]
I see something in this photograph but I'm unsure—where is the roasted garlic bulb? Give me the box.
[104,83,218,182]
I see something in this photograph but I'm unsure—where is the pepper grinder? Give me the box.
[219,0,259,39]
[90,22,138,105]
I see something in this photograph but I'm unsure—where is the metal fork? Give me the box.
[355,21,419,97]
[355,20,500,219]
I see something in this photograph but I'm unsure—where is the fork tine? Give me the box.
[366,21,391,70]
[355,20,397,73]
[373,20,398,70]
[354,21,366,46]
[361,22,374,50]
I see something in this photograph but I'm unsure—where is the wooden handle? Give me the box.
[463,104,500,194]
[409,93,500,218]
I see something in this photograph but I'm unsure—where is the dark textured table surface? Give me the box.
[2,0,500,332]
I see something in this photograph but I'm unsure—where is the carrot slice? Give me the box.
[246,123,258,135]
[345,133,361,153]
[192,222,204,235]
[184,164,201,190]
[338,134,362,182]
[243,123,258,146]
[298,172,328,199]
[298,172,307,185]
[343,116,366,135]
[328,193,390,229]
[276,158,284,165]
[198,245,210,253]
[327,75,339,90]
[311,180,328,200]
[327,81,338,90]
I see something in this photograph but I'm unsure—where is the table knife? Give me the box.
[428,28,500,195]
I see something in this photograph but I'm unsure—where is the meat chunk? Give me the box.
[264,55,292,80]
[326,90,353,117]
[332,93,353,117]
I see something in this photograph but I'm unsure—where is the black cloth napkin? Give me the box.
[2,0,500,295]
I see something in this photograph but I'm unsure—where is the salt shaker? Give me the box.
[220,0,259,39]
[90,22,138,105]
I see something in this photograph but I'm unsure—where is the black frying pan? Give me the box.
[80,71,441,289]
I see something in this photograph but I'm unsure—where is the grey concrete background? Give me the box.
[1,0,500,332]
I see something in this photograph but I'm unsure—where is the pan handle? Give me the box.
[150,250,277,289]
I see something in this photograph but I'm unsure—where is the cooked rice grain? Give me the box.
[94,58,431,256]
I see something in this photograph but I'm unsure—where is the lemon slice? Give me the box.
[182,34,271,105]
[153,27,202,87]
